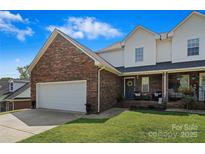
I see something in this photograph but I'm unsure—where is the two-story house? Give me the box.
[29,11,205,113]
[0,78,31,112]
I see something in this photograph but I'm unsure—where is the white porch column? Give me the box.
[163,72,168,102]
[6,102,9,111]
[12,101,15,110]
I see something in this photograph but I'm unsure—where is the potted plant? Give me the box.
[85,103,92,114]
[116,93,124,103]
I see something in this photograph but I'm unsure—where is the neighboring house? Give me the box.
[0,79,31,112]
[29,11,205,113]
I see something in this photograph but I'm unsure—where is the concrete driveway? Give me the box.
[0,109,82,143]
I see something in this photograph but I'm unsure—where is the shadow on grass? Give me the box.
[65,118,109,124]
[131,109,191,116]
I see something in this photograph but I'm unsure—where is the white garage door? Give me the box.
[36,80,86,113]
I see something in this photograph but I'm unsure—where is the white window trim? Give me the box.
[135,47,144,62]
[141,77,149,92]
[179,75,190,89]
[187,38,199,56]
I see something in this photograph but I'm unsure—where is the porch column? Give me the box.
[12,101,15,111]
[162,72,168,102]
[6,102,9,111]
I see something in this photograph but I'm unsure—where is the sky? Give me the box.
[0,10,205,78]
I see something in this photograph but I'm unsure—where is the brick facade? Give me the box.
[169,71,200,94]
[30,33,205,113]
[134,74,162,94]
[31,34,122,113]
[14,101,32,110]
[100,70,123,111]
[31,34,99,112]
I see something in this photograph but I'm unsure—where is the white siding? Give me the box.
[172,14,205,63]
[124,28,156,67]
[15,87,30,98]
[11,82,26,92]
[156,39,172,63]
[98,49,124,67]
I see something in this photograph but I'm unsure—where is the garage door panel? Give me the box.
[37,81,86,112]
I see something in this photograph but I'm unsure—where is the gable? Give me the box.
[124,27,157,68]
[171,13,205,63]
[31,33,97,75]
[123,26,159,43]
[28,29,120,75]
[174,13,205,34]
[125,27,156,45]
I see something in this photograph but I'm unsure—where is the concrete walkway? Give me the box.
[0,109,82,143]
[166,108,205,114]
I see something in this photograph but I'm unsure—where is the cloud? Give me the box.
[47,17,122,39]
[0,11,33,41]
[0,11,24,22]
[15,58,20,63]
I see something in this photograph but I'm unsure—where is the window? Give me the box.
[135,48,143,62]
[179,75,189,89]
[10,82,13,91]
[142,77,149,92]
[187,38,199,56]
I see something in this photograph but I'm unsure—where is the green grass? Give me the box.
[20,110,205,143]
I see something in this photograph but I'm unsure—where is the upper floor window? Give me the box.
[187,38,199,56]
[135,47,143,62]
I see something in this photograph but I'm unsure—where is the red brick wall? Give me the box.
[135,74,162,94]
[167,101,205,110]
[31,34,99,112]
[14,101,32,110]
[100,70,123,111]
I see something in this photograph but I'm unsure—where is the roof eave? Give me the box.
[121,66,205,76]
[168,11,205,36]
[28,29,59,73]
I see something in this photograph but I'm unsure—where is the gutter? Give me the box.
[121,66,205,76]
[97,67,105,113]
[4,99,31,102]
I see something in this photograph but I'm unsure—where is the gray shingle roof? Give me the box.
[0,78,10,96]
[5,83,30,100]
[116,60,205,73]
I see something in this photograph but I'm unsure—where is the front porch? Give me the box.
[122,70,205,110]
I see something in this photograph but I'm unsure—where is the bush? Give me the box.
[181,95,197,109]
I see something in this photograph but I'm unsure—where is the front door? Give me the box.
[199,73,205,101]
[125,78,135,99]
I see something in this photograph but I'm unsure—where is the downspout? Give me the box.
[97,67,105,113]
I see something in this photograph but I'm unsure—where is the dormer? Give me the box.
[9,80,14,92]
[8,79,29,92]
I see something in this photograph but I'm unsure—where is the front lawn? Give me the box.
[21,110,205,143]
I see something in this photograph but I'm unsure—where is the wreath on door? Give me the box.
[127,80,133,87]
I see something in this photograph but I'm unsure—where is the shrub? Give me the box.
[181,95,197,110]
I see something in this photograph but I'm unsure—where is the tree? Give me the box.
[17,65,30,79]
